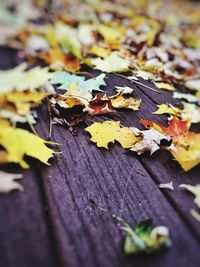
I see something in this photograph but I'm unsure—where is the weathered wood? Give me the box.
[0,48,58,267]
[0,167,57,267]
[1,49,200,267]
[104,73,200,237]
[36,90,200,267]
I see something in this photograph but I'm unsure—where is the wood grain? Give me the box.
[0,48,58,267]
[36,79,200,267]
[1,48,200,267]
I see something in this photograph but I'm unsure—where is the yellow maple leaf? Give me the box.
[171,132,200,171]
[153,82,175,91]
[86,121,138,149]
[0,125,58,168]
[0,63,52,93]
[110,92,141,111]
[0,90,49,115]
[153,104,181,117]
[89,45,110,58]
[91,52,130,73]
[98,25,125,43]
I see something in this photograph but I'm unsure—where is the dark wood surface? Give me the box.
[0,47,200,267]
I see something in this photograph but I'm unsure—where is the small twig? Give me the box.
[47,100,53,138]
[119,161,136,217]
[114,73,161,94]
[132,80,161,94]
[90,199,130,228]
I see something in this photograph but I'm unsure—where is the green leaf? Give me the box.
[51,72,106,91]
[123,220,171,254]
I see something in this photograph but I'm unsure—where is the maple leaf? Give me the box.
[173,92,200,104]
[181,102,200,123]
[153,82,175,91]
[98,25,125,43]
[154,102,200,124]
[185,79,200,92]
[141,117,200,171]
[50,72,106,101]
[153,104,182,118]
[89,45,110,58]
[0,171,23,194]
[0,63,52,92]
[49,93,88,127]
[38,47,80,72]
[180,184,200,208]
[129,127,172,155]
[85,121,138,149]
[0,125,57,168]
[123,220,171,254]
[110,92,141,111]
[0,90,49,115]
[91,52,130,73]
[85,95,115,115]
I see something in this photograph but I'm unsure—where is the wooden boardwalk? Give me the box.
[0,47,200,267]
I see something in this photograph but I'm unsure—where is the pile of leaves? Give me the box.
[0,0,200,254]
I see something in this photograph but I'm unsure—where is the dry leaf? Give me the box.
[141,117,200,171]
[86,121,138,149]
[91,52,130,73]
[129,127,172,155]
[0,171,23,193]
[180,184,200,208]
[0,63,52,93]
[158,181,174,191]
[0,125,57,168]
[153,82,175,91]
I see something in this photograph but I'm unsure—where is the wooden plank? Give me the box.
[36,99,200,267]
[0,167,57,267]
[0,48,57,267]
[104,73,200,237]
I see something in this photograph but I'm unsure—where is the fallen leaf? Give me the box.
[0,125,57,168]
[182,102,200,123]
[89,45,110,58]
[173,92,200,104]
[153,82,175,91]
[86,121,138,149]
[0,63,52,93]
[110,92,141,111]
[129,127,172,155]
[180,184,200,208]
[115,86,135,95]
[141,117,200,171]
[158,181,174,191]
[154,102,200,124]
[123,220,171,254]
[190,209,200,223]
[0,171,23,193]
[153,104,181,117]
[50,72,106,101]
[91,52,130,73]
[50,93,88,127]
[185,79,200,92]
[85,95,115,115]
